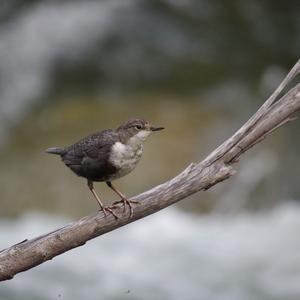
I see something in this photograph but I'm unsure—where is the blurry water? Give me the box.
[1,203,300,300]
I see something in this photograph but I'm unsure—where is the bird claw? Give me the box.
[99,207,119,219]
[110,199,139,217]
[111,199,139,206]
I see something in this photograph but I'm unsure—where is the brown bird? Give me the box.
[46,118,164,218]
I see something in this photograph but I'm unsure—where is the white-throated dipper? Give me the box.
[46,118,164,218]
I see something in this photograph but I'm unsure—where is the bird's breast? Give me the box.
[109,142,143,179]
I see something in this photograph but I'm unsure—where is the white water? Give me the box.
[1,203,300,300]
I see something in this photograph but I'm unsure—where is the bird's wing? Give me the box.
[82,130,118,159]
[62,130,117,165]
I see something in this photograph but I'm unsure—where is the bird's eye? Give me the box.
[135,125,142,130]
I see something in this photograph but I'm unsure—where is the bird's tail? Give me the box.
[45,147,66,155]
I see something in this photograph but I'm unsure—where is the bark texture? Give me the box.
[1,60,300,281]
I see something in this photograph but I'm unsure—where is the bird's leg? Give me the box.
[106,181,138,217]
[87,180,118,219]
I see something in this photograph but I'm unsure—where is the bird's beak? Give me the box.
[150,126,164,131]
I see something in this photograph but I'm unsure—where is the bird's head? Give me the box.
[117,118,164,144]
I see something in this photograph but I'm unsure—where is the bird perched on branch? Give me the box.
[46,118,164,218]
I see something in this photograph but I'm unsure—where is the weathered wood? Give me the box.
[1,60,300,281]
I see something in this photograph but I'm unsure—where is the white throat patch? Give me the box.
[129,130,151,145]
[109,130,150,179]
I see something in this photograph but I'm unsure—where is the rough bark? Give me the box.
[1,60,300,282]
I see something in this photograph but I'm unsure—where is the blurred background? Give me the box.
[0,0,300,299]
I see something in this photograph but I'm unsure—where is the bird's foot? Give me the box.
[99,206,119,219]
[111,198,138,217]
[112,199,139,207]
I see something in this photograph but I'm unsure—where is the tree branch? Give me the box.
[1,60,300,281]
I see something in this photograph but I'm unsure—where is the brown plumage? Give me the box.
[46,118,164,218]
